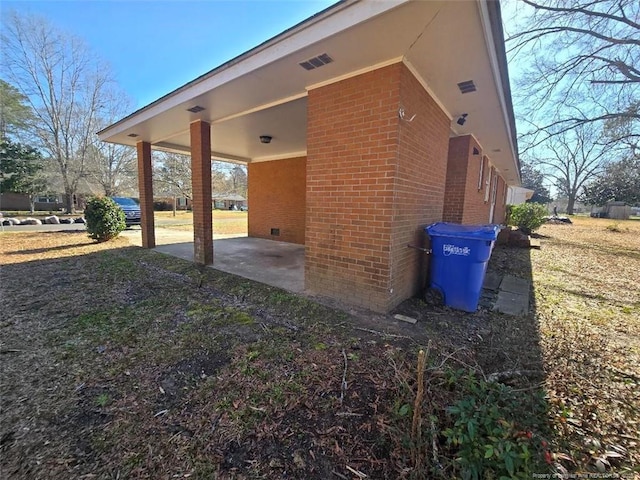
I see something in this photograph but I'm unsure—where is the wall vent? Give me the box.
[187,105,205,113]
[457,80,477,94]
[270,228,280,236]
[299,53,333,71]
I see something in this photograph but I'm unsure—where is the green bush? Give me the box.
[85,196,126,242]
[507,203,547,235]
[442,372,548,479]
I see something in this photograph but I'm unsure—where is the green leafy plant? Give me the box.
[507,203,547,235]
[442,373,546,479]
[85,196,126,242]
[96,393,110,408]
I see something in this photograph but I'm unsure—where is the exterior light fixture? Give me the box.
[127,133,139,138]
[260,135,273,144]
[457,113,468,126]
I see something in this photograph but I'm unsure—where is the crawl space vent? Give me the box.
[457,80,477,94]
[299,53,333,71]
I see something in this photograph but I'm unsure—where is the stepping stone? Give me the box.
[483,271,502,291]
[493,291,530,316]
[499,275,530,295]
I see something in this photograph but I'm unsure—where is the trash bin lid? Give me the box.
[426,222,500,241]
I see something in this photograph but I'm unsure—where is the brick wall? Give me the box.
[493,174,508,224]
[443,136,471,224]
[462,149,491,225]
[306,64,401,312]
[443,137,493,225]
[306,63,450,312]
[248,157,306,244]
[389,65,450,307]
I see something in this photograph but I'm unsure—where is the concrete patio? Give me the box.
[119,228,305,293]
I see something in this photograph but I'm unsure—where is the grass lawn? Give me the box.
[0,216,638,479]
[155,211,247,236]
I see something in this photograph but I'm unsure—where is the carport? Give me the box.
[98,0,520,313]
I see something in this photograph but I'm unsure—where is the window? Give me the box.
[36,195,59,203]
[491,171,498,204]
[484,165,493,202]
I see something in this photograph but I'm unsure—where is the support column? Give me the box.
[136,141,155,248]
[190,120,213,265]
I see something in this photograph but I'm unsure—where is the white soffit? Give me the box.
[99,0,518,183]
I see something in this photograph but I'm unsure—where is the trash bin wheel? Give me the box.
[424,287,443,307]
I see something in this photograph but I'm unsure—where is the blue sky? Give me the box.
[2,0,337,108]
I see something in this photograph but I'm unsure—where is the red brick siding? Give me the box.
[137,141,155,248]
[443,136,471,224]
[306,63,450,312]
[190,120,213,265]
[248,157,306,244]
[443,137,493,225]
[462,149,491,225]
[306,64,401,312]
[493,174,508,224]
[389,65,450,307]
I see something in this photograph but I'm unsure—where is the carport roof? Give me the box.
[98,0,520,185]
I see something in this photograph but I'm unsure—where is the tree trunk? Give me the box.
[566,195,576,215]
[64,191,74,214]
[28,194,35,214]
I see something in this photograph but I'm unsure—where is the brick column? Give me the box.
[190,120,213,265]
[136,141,155,248]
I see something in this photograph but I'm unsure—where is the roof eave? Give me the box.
[481,0,521,184]
[98,0,356,139]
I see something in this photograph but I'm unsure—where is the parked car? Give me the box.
[110,197,141,227]
[240,205,248,211]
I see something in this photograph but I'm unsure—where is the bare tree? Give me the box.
[1,11,114,212]
[88,93,138,196]
[532,124,611,214]
[153,152,193,200]
[87,142,136,196]
[506,0,639,152]
[227,165,247,196]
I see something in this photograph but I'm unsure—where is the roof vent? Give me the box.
[299,53,333,71]
[457,80,477,94]
[187,105,205,113]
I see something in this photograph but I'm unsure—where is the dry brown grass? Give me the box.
[155,211,247,235]
[530,216,640,473]
[1,218,638,478]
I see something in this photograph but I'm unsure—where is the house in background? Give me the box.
[506,186,534,205]
[213,194,246,210]
[0,192,65,212]
[99,0,521,313]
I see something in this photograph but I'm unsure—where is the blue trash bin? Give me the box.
[425,222,500,312]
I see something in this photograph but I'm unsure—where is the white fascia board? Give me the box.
[476,0,518,171]
[99,0,411,141]
[250,151,308,163]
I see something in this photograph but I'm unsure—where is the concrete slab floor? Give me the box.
[120,229,305,293]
